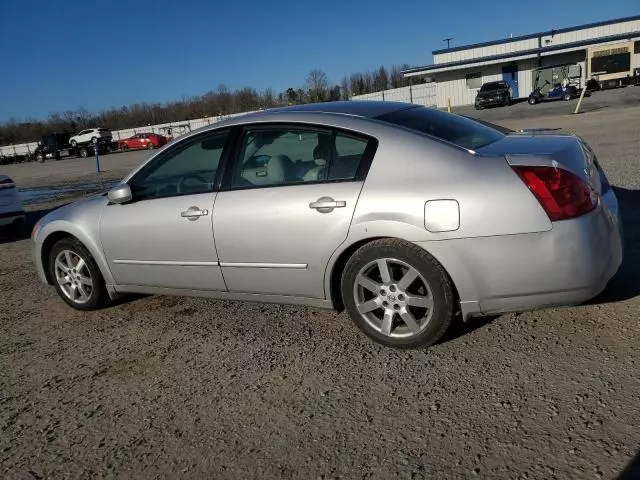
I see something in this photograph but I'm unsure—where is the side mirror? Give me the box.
[107,183,132,204]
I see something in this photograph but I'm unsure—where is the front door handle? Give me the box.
[309,197,346,213]
[181,206,209,221]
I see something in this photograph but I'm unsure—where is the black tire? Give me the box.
[563,93,572,101]
[79,147,88,158]
[120,143,128,151]
[474,104,482,110]
[48,237,111,311]
[91,136,97,143]
[341,239,455,348]
[36,153,45,163]
[70,140,77,147]
[147,142,155,150]
[528,96,537,105]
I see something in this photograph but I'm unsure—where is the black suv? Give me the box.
[474,81,512,110]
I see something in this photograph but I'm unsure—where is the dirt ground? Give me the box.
[1,105,639,479]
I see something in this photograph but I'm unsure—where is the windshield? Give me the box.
[480,82,505,91]
[377,106,505,151]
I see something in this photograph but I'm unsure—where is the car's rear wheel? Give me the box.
[147,142,155,150]
[36,153,44,163]
[341,239,455,348]
[48,237,110,310]
[79,147,89,158]
[120,143,128,151]
[528,96,537,105]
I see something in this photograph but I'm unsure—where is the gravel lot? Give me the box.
[1,103,639,479]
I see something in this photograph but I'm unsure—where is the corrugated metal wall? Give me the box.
[351,84,437,107]
[434,18,640,65]
[435,65,503,108]
[434,38,537,64]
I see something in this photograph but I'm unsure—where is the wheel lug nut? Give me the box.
[394,304,400,310]
[398,294,405,301]
[382,301,389,307]
[389,285,396,292]
[380,289,386,296]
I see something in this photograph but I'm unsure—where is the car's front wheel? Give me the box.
[70,140,77,147]
[341,239,455,348]
[48,237,111,310]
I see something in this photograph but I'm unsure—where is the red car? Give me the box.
[119,133,167,151]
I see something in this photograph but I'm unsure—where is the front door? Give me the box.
[100,129,231,291]
[213,125,377,299]
[502,65,519,98]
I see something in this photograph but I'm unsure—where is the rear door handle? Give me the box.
[181,206,209,221]
[309,197,346,213]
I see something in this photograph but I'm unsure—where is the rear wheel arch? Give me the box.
[328,237,460,314]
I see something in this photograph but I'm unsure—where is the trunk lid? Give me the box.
[476,133,603,195]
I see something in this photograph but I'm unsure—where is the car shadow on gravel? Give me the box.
[590,187,640,304]
[0,207,54,245]
[617,450,640,479]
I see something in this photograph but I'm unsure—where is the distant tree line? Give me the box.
[0,64,425,145]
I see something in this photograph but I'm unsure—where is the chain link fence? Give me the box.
[0,111,253,161]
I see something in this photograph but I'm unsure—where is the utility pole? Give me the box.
[444,38,453,49]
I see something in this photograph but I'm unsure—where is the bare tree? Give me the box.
[341,76,350,100]
[306,69,329,103]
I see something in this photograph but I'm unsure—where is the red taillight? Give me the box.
[512,166,597,221]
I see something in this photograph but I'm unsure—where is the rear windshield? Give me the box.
[98,128,110,132]
[377,106,505,150]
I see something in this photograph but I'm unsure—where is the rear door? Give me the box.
[212,125,377,299]
[129,134,142,149]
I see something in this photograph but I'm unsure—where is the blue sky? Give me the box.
[0,0,637,121]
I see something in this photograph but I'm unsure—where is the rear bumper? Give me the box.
[417,192,623,320]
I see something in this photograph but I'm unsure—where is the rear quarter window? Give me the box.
[376,107,504,151]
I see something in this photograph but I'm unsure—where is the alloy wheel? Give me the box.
[353,258,434,339]
[54,249,93,304]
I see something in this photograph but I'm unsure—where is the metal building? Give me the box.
[402,15,640,108]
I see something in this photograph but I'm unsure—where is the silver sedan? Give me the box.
[31,102,623,348]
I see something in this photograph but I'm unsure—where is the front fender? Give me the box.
[35,219,115,286]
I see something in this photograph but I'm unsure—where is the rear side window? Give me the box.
[329,133,368,180]
[377,107,504,151]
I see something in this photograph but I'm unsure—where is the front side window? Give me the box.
[230,126,371,188]
[131,130,229,200]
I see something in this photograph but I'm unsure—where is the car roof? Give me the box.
[263,101,416,119]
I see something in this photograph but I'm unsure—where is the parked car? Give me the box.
[474,81,512,109]
[31,101,623,348]
[0,175,25,237]
[69,128,112,147]
[119,133,168,151]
